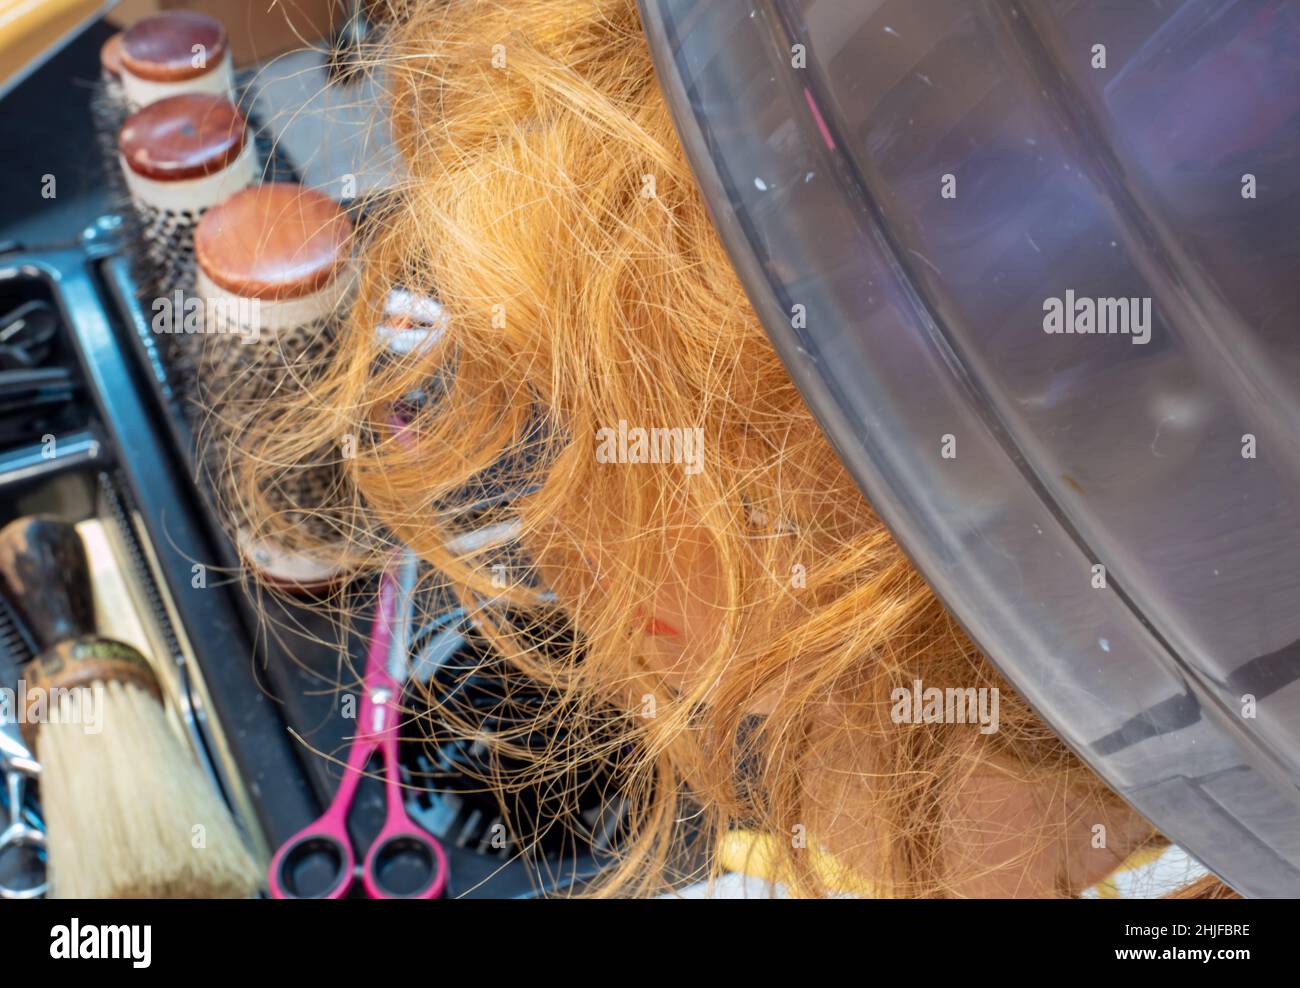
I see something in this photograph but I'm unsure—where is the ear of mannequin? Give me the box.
[570,513,1155,897]
[569,507,786,714]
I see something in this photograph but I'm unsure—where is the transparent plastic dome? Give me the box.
[641,0,1300,896]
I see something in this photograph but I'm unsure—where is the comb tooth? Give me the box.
[0,593,35,676]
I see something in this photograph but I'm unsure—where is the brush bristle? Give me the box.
[37,680,261,898]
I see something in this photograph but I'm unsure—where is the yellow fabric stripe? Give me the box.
[720,829,1171,898]
[1089,844,1169,899]
[718,830,876,897]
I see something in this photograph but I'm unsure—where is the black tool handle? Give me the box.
[0,516,95,650]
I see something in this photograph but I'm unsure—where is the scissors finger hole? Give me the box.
[277,835,350,899]
[0,831,47,897]
[371,835,441,897]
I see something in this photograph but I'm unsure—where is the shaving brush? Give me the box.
[0,517,259,899]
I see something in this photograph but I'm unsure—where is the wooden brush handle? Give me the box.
[119,93,248,182]
[100,31,123,81]
[19,637,164,751]
[120,11,228,84]
[195,183,353,301]
[0,516,95,650]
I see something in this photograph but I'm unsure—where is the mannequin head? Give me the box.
[235,0,1226,897]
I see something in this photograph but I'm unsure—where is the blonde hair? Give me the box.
[234,0,1230,898]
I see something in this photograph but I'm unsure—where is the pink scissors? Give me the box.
[269,553,448,899]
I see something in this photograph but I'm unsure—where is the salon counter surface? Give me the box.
[0,15,584,899]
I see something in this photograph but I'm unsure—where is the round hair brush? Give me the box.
[91,33,130,173]
[0,517,260,898]
[117,92,257,300]
[115,92,257,404]
[194,184,364,592]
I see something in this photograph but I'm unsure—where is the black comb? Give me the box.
[0,586,35,692]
